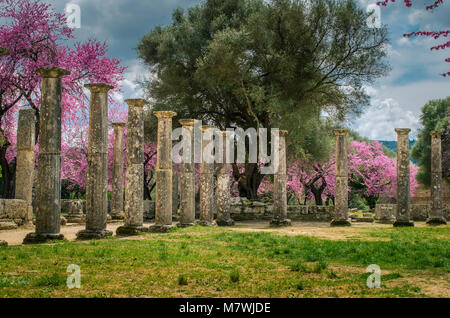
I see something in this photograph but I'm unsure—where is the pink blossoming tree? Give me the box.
[0,0,126,197]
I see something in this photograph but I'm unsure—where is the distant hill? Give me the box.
[376,140,417,163]
[377,140,416,152]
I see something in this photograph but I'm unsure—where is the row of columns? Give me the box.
[333,128,446,227]
[12,62,444,243]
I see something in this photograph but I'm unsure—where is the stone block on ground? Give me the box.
[4,199,28,220]
[0,222,18,230]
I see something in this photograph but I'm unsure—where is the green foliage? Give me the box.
[411,97,450,186]
[349,196,370,211]
[138,0,389,161]
[0,226,447,297]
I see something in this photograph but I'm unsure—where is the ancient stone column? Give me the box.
[172,164,179,219]
[76,84,114,240]
[394,128,414,227]
[216,131,235,226]
[331,129,351,227]
[15,109,35,224]
[149,111,177,232]
[23,67,70,244]
[427,130,447,225]
[177,119,196,227]
[116,99,148,236]
[197,126,217,226]
[270,130,291,226]
[110,123,126,220]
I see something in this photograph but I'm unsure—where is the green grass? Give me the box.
[0,225,448,298]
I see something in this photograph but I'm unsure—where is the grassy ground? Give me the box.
[0,225,448,298]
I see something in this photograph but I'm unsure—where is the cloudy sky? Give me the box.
[44,0,449,141]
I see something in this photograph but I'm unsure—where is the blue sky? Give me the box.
[44,0,450,141]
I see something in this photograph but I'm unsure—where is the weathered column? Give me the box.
[394,128,414,227]
[270,130,291,226]
[216,131,235,226]
[331,129,351,226]
[177,119,196,227]
[149,111,177,232]
[427,130,447,225]
[110,123,126,220]
[76,84,114,240]
[116,99,148,236]
[172,164,179,219]
[15,109,35,224]
[23,67,70,244]
[197,126,217,226]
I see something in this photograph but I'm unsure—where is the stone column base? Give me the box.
[148,224,174,233]
[0,240,7,246]
[116,225,148,236]
[176,222,195,228]
[270,218,292,227]
[216,218,235,226]
[23,232,65,244]
[393,220,415,227]
[76,229,113,240]
[66,214,85,224]
[196,220,217,227]
[110,211,125,220]
[375,218,395,224]
[426,217,447,226]
[330,219,351,227]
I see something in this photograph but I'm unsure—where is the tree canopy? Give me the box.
[138,0,390,198]
[411,96,450,186]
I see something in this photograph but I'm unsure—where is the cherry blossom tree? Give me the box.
[279,141,419,207]
[0,0,126,197]
[377,0,449,77]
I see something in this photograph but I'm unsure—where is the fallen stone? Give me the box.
[0,222,18,230]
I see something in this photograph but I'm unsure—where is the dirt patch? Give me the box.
[229,220,394,241]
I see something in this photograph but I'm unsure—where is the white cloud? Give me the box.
[352,80,449,140]
[352,96,419,140]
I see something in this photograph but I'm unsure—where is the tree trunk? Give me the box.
[310,187,323,205]
[233,162,264,200]
[0,145,16,199]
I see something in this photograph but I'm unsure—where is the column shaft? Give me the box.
[198,126,216,226]
[116,99,147,236]
[394,128,414,227]
[111,123,125,219]
[178,119,195,227]
[427,130,446,225]
[149,111,177,232]
[270,130,291,226]
[15,109,35,224]
[77,83,114,239]
[216,131,234,226]
[331,129,351,226]
[23,67,70,244]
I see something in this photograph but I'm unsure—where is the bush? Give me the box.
[349,196,369,211]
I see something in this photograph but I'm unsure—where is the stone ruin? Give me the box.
[0,60,447,246]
